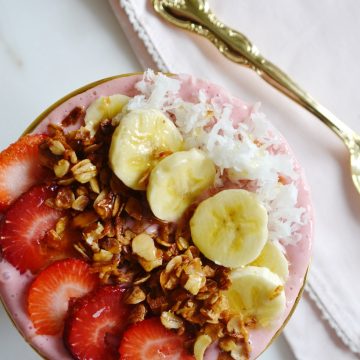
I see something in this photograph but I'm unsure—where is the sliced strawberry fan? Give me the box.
[0,185,66,273]
[65,285,130,360]
[119,317,195,360]
[27,258,99,335]
[0,134,48,211]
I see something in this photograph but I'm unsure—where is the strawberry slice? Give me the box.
[0,134,48,211]
[64,285,130,360]
[0,185,65,273]
[119,318,195,360]
[27,258,99,335]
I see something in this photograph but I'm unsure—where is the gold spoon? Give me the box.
[152,0,360,193]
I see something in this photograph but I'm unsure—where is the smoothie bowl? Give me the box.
[0,70,313,360]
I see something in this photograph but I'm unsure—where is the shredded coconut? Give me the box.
[127,70,306,247]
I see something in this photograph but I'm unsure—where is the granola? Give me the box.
[36,110,251,359]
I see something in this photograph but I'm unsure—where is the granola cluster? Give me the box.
[38,107,251,360]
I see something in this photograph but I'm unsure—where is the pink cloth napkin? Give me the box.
[109,1,360,358]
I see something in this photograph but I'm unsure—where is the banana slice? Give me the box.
[85,94,129,136]
[250,241,289,282]
[226,266,286,327]
[147,148,216,222]
[190,189,268,267]
[109,109,183,190]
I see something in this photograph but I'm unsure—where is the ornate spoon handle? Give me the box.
[220,31,354,141]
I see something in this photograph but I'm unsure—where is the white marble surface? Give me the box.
[0,1,295,359]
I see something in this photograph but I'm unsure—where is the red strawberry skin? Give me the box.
[119,318,195,360]
[27,258,99,335]
[0,134,48,211]
[0,185,64,274]
[64,285,130,360]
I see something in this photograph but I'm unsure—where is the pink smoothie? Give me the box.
[0,72,313,360]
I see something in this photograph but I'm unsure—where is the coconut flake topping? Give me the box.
[127,70,306,247]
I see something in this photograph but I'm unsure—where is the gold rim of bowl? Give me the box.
[0,71,310,360]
